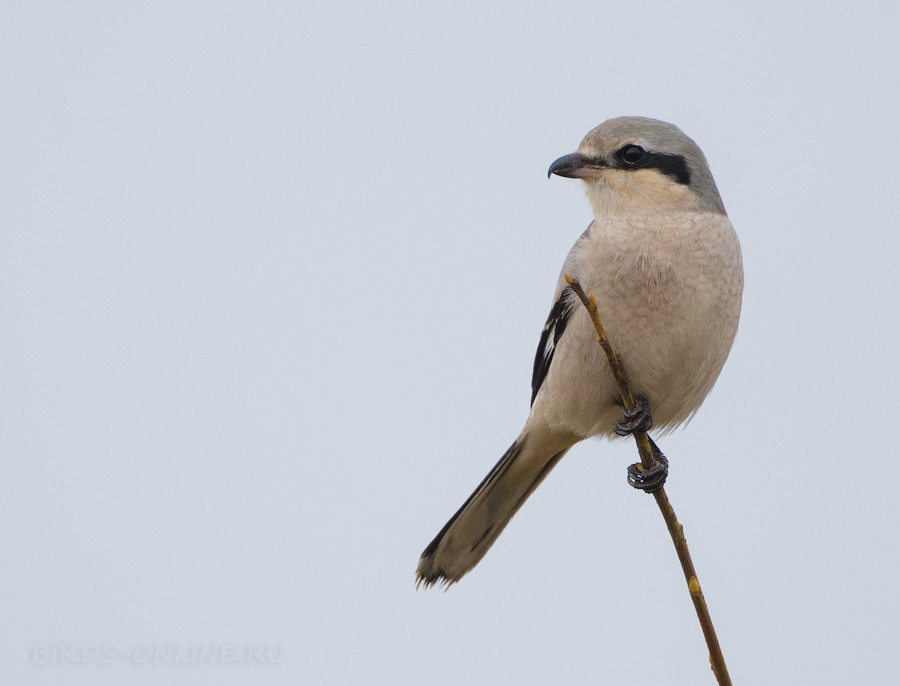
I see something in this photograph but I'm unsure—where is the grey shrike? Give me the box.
[416,117,743,588]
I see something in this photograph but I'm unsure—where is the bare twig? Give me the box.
[564,273,732,686]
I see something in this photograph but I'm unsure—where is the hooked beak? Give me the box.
[547,152,608,179]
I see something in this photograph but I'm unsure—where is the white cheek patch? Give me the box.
[615,168,690,197]
[588,168,696,213]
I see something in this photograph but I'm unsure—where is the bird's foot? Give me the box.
[614,395,653,436]
[627,441,668,493]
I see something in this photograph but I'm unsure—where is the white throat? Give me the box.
[584,168,702,217]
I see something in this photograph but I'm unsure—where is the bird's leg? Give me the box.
[627,437,668,493]
[614,394,653,436]
[613,395,667,492]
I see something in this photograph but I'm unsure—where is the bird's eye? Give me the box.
[619,145,646,165]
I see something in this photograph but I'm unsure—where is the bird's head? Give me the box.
[548,117,726,216]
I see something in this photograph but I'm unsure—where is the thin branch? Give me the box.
[564,273,732,686]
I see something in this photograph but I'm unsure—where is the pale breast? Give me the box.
[532,212,742,438]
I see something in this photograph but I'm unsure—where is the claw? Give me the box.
[627,440,668,493]
[615,395,653,436]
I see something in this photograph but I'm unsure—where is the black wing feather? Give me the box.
[531,286,574,405]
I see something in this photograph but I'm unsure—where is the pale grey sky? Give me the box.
[2,1,899,684]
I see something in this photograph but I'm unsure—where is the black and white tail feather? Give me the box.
[415,437,570,588]
[415,286,575,589]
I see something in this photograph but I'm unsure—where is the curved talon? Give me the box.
[627,453,669,493]
[615,395,653,436]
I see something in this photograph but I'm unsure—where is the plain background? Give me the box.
[2,1,899,684]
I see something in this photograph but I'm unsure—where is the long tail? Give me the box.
[416,434,570,588]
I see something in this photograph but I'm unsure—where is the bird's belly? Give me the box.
[532,213,742,438]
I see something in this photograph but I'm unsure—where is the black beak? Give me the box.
[547,152,607,179]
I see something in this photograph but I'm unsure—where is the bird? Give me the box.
[416,117,743,588]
